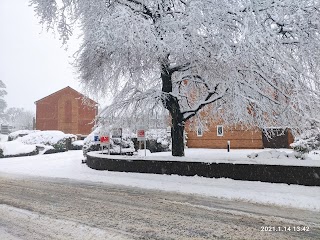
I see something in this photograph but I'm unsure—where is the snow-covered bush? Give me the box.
[0,141,38,158]
[146,129,170,152]
[83,126,135,157]
[71,140,84,150]
[8,130,40,141]
[17,130,76,152]
[291,138,319,160]
[131,129,171,153]
[290,125,320,159]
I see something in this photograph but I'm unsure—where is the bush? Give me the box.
[0,141,38,158]
[290,138,316,159]
[71,140,84,150]
[8,130,40,141]
[290,124,320,159]
[132,129,171,153]
[83,126,135,157]
[17,130,76,152]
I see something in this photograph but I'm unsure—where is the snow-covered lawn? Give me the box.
[113,148,320,167]
[0,149,319,212]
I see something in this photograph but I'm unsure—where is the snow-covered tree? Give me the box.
[30,0,320,156]
[6,108,34,130]
[0,80,7,120]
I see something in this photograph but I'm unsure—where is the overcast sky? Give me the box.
[0,0,82,112]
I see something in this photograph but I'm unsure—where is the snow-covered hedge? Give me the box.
[8,130,40,141]
[17,130,77,152]
[0,131,79,158]
[0,141,38,158]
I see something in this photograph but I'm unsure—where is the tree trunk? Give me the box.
[171,116,185,156]
[161,61,185,156]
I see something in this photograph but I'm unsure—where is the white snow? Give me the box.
[72,140,84,146]
[96,148,320,167]
[0,141,36,156]
[17,130,76,145]
[0,204,131,240]
[8,130,40,140]
[0,134,8,142]
[0,131,78,157]
[0,149,319,212]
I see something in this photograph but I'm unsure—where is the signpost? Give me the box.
[137,128,146,156]
[112,128,123,154]
[112,128,122,138]
[100,135,110,154]
[94,135,100,142]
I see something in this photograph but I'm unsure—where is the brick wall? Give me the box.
[186,123,263,149]
[35,87,97,135]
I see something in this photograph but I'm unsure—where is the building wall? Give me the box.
[36,87,97,135]
[186,124,264,149]
[262,128,294,148]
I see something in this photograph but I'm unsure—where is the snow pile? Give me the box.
[0,141,37,157]
[137,149,152,156]
[8,130,40,141]
[35,144,55,154]
[247,149,311,161]
[71,140,84,150]
[0,134,8,142]
[17,131,76,151]
[72,140,84,146]
[247,150,290,159]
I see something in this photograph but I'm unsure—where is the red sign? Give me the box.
[100,136,110,144]
[137,130,145,137]
[137,129,145,141]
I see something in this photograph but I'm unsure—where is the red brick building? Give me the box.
[186,123,263,149]
[35,87,97,135]
[186,123,293,149]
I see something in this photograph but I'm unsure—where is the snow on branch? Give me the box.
[31,0,320,139]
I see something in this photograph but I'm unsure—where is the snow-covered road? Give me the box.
[0,150,319,211]
[0,175,319,240]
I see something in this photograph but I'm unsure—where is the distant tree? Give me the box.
[6,107,34,130]
[0,80,7,120]
[30,0,320,156]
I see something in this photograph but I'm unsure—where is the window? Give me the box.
[217,125,223,136]
[197,126,203,137]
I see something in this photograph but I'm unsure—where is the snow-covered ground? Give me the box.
[0,205,129,240]
[0,149,319,212]
[98,148,320,167]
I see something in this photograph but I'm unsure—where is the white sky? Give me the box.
[0,0,83,112]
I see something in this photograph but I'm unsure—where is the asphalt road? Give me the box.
[0,174,319,240]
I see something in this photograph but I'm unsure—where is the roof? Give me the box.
[34,86,98,105]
